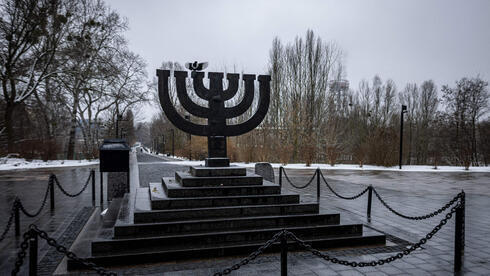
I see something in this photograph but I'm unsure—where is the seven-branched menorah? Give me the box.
[156,69,271,166]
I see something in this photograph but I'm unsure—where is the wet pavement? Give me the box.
[0,165,103,275]
[0,152,489,275]
[134,154,490,276]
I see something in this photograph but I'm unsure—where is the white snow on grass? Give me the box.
[0,158,99,171]
[164,160,490,173]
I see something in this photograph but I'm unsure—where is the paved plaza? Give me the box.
[0,152,489,275]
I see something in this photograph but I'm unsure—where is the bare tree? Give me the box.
[0,0,68,152]
[441,76,488,168]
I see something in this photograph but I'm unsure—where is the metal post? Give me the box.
[399,105,407,169]
[91,170,96,206]
[454,191,465,272]
[454,204,463,272]
[49,175,55,211]
[462,191,465,255]
[279,167,283,188]
[100,172,104,208]
[29,229,38,276]
[367,186,373,221]
[316,168,320,203]
[14,200,20,237]
[281,231,287,276]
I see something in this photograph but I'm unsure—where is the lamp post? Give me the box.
[399,105,408,169]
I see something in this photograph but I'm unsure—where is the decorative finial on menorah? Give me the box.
[185,61,208,71]
[156,64,271,167]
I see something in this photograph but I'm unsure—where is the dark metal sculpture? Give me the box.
[156,68,271,166]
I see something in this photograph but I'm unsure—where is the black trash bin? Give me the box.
[99,139,130,201]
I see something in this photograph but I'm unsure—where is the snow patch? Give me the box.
[0,157,99,171]
[163,160,490,173]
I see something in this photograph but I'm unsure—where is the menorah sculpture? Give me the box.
[156,69,271,167]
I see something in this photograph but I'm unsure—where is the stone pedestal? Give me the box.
[107,172,129,200]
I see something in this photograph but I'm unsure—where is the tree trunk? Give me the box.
[5,103,15,153]
[66,94,79,160]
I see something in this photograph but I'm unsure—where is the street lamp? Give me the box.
[399,105,408,169]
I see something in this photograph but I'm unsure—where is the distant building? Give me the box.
[328,79,349,93]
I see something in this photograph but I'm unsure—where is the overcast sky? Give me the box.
[105,0,490,121]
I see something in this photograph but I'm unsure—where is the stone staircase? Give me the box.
[68,165,386,269]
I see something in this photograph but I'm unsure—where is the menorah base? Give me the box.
[205,157,230,167]
[208,136,227,158]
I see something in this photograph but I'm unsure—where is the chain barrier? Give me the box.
[282,168,317,189]
[319,170,369,200]
[11,229,30,275]
[11,224,116,276]
[2,170,94,243]
[213,230,286,276]
[216,201,462,274]
[372,188,463,220]
[18,180,51,218]
[0,201,16,243]
[288,202,461,267]
[53,171,92,197]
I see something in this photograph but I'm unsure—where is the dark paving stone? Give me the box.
[37,207,93,275]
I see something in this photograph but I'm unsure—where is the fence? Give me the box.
[0,169,101,242]
[274,166,465,275]
[2,167,466,275]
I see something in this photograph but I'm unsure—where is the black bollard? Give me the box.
[91,170,96,206]
[281,232,287,276]
[49,175,55,211]
[29,229,38,276]
[316,168,320,203]
[454,192,465,272]
[367,186,373,221]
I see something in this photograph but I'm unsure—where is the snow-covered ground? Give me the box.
[0,158,99,171]
[164,160,490,173]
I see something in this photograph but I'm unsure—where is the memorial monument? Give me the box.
[67,66,385,269]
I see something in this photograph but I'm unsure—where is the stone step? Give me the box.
[161,178,281,198]
[189,165,246,177]
[134,202,319,223]
[175,171,263,187]
[92,224,363,254]
[149,184,299,209]
[69,232,385,269]
[115,213,340,237]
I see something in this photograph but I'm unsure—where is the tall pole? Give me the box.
[399,105,407,169]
